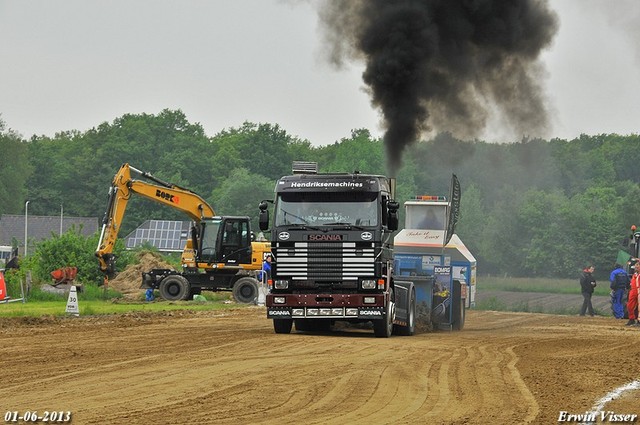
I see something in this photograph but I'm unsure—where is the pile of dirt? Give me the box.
[108,252,175,299]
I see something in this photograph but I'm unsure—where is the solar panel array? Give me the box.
[124,220,191,252]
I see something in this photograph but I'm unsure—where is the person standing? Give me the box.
[261,254,272,283]
[609,263,629,319]
[626,261,640,326]
[579,265,597,317]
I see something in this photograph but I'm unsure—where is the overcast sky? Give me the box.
[1,0,639,146]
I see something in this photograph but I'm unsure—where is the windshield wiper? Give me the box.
[324,222,365,230]
[286,224,325,231]
[282,210,309,225]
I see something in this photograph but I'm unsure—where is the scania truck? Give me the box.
[258,162,416,337]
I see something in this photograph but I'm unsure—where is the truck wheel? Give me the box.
[374,288,395,338]
[396,287,416,336]
[273,319,292,334]
[232,277,259,304]
[452,280,466,331]
[159,275,190,301]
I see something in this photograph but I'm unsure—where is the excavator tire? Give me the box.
[232,277,259,304]
[159,275,190,301]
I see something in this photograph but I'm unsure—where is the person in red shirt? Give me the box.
[626,261,640,326]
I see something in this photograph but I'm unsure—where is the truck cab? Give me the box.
[259,162,417,337]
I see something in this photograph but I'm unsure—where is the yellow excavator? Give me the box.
[95,163,270,303]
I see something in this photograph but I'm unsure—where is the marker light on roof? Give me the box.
[414,195,447,201]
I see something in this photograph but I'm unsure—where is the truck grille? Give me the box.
[274,242,375,285]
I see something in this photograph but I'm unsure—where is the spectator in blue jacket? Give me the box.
[609,263,630,319]
[259,254,272,283]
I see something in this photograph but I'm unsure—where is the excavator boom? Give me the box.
[95,163,215,276]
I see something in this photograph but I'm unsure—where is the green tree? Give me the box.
[0,118,32,214]
[210,122,309,181]
[26,131,83,216]
[456,184,487,263]
[211,168,275,232]
[320,129,386,175]
[516,189,576,276]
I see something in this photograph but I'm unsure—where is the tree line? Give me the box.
[2,109,640,280]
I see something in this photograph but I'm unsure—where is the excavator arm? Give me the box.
[95,163,216,277]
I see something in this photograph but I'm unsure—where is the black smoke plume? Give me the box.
[318,0,559,175]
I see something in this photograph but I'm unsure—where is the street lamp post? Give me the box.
[24,200,30,256]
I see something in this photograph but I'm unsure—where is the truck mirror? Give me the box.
[387,200,399,231]
[259,202,269,231]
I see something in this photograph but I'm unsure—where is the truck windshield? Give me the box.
[275,192,379,227]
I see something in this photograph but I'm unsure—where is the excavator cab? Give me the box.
[197,217,252,266]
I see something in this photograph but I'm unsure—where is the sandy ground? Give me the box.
[2,307,640,425]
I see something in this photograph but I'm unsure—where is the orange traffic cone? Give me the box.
[0,271,7,301]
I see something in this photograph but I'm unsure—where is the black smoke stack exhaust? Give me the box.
[318,0,559,176]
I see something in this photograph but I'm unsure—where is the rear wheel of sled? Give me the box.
[159,275,190,301]
[374,287,395,338]
[232,277,259,304]
[452,280,465,331]
[395,287,416,336]
[274,319,293,334]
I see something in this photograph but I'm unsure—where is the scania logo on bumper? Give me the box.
[361,232,373,241]
[360,310,382,316]
[278,232,290,240]
[268,309,291,316]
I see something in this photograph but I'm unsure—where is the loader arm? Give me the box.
[95,163,216,277]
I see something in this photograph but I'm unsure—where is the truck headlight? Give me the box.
[273,297,286,304]
[361,279,376,289]
[274,279,289,289]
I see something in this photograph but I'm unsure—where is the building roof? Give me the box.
[0,214,99,249]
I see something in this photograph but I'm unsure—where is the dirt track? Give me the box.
[2,308,640,424]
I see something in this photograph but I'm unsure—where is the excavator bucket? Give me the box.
[50,267,78,286]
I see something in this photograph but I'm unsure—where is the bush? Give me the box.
[2,268,26,300]
[28,227,133,285]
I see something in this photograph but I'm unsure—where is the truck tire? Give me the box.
[159,275,190,301]
[452,280,466,331]
[396,287,416,336]
[273,319,293,334]
[374,287,395,338]
[232,277,259,304]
